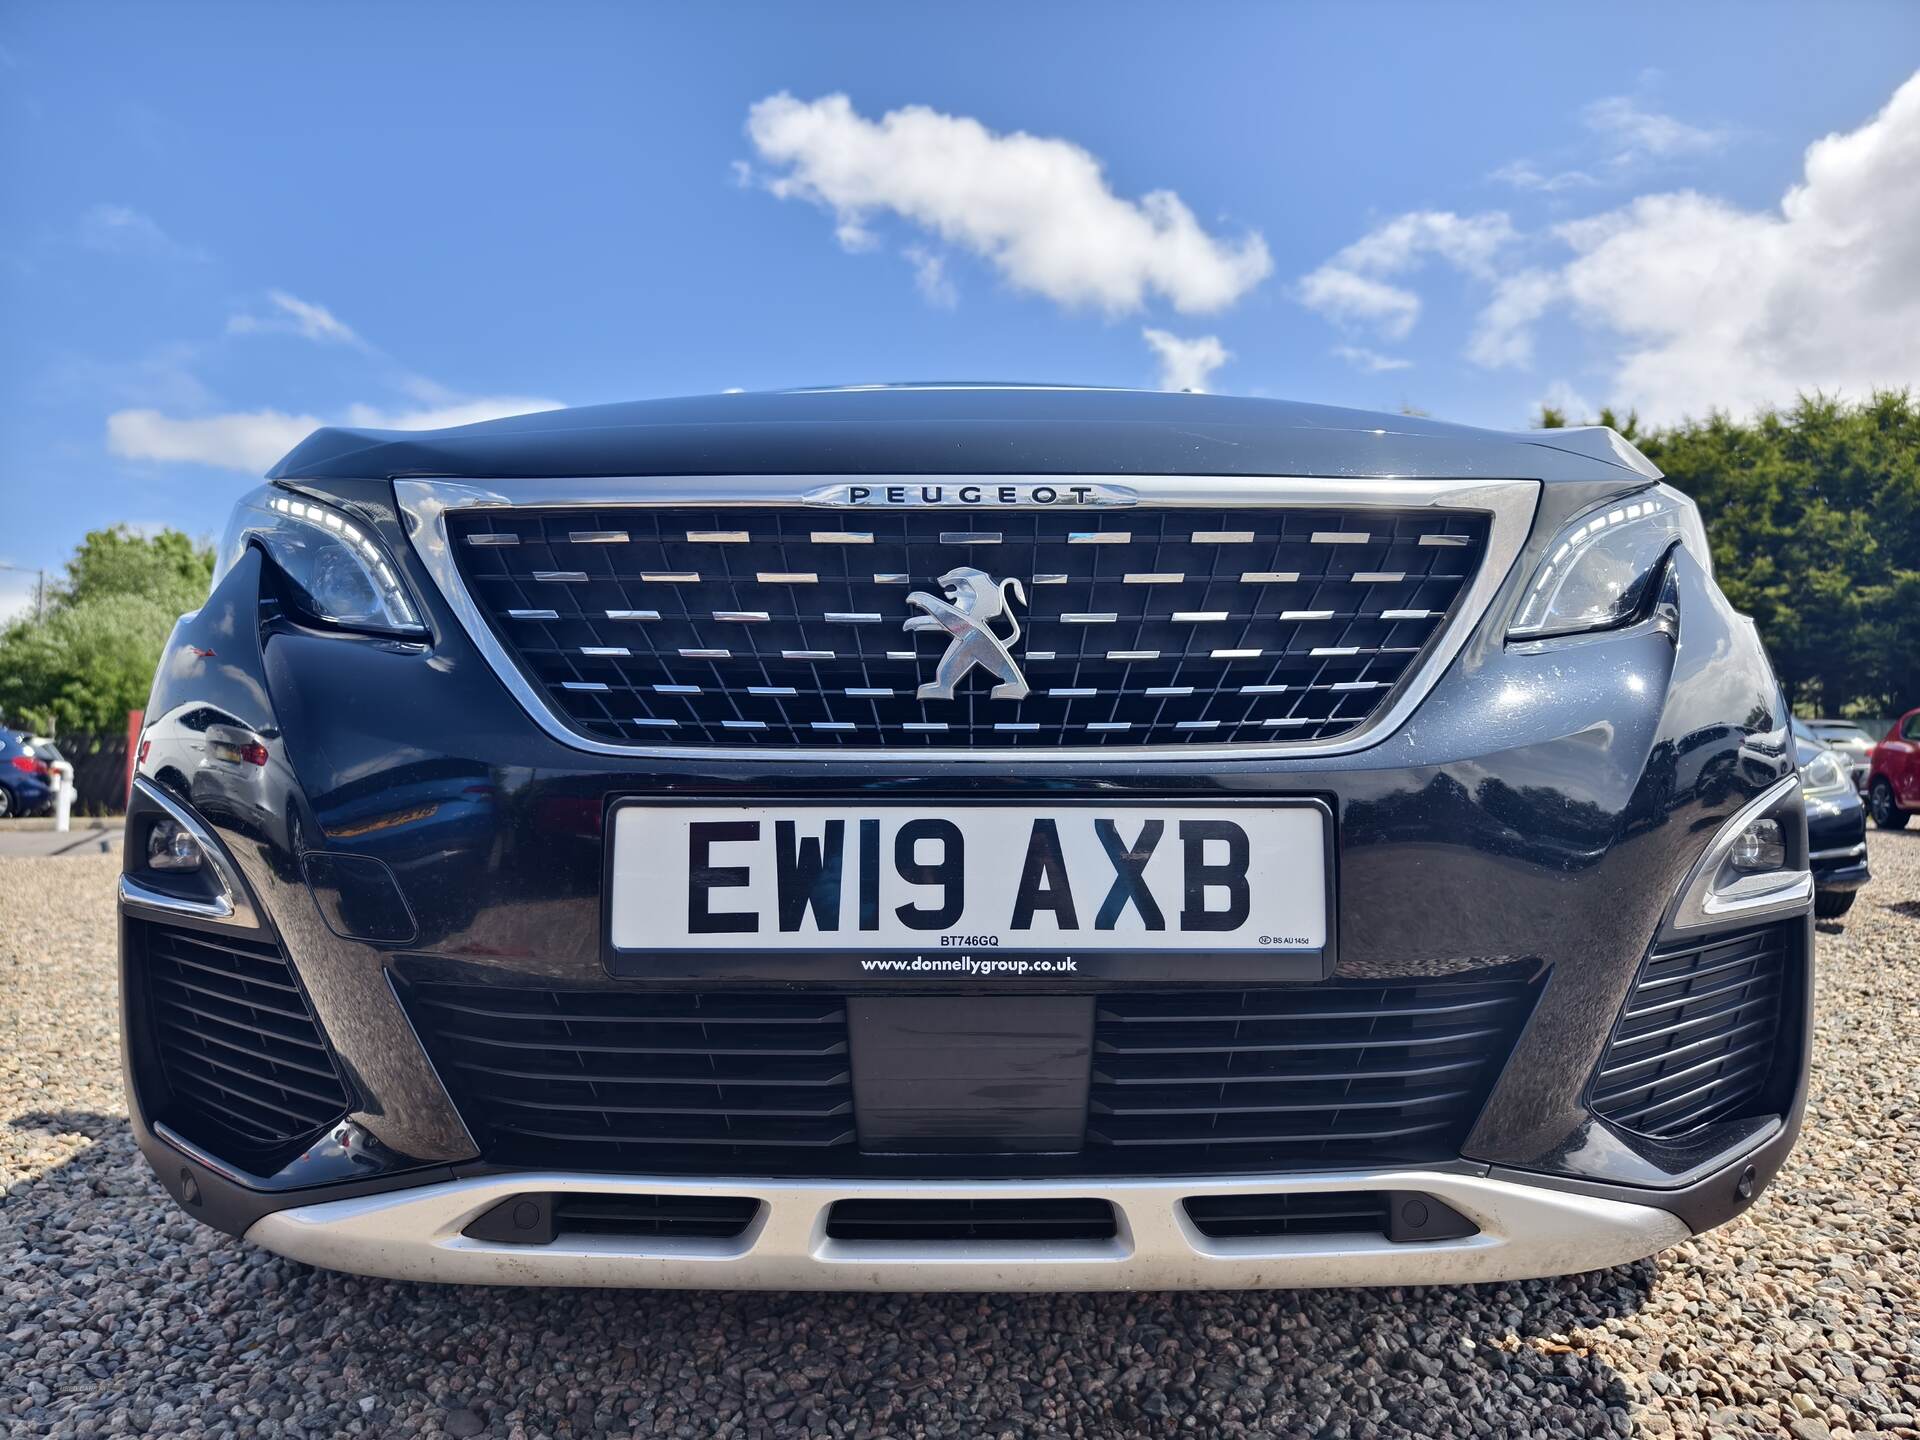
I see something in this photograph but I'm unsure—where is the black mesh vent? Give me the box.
[555,1193,760,1240]
[1181,1190,1480,1241]
[1087,979,1536,1170]
[826,1197,1117,1242]
[446,504,1490,747]
[1182,1191,1390,1239]
[402,983,858,1170]
[1591,925,1791,1138]
[139,920,350,1163]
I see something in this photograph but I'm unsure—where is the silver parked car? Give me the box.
[1806,719,1876,792]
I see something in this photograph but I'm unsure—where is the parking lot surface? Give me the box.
[4,837,1917,1439]
[0,819,121,858]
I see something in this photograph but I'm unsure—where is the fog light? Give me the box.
[1728,819,1785,873]
[147,819,204,872]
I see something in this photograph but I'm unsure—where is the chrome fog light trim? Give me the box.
[1666,775,1812,935]
[118,777,260,930]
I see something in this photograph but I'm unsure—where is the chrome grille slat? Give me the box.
[443,503,1493,749]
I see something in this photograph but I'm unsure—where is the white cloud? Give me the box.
[1583,96,1728,162]
[1330,211,1516,278]
[1495,94,1729,196]
[107,409,321,474]
[1301,69,1920,418]
[1466,269,1559,369]
[1298,210,1515,339]
[1298,268,1422,339]
[904,246,957,308]
[1142,329,1230,392]
[107,395,563,474]
[745,92,1271,314]
[1332,345,1413,374]
[1490,160,1599,194]
[1551,69,1920,420]
[1536,380,1595,425]
[76,204,206,262]
[228,290,361,345]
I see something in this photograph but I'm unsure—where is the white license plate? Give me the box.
[607,802,1328,957]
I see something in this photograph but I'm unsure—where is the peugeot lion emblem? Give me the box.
[903,567,1030,701]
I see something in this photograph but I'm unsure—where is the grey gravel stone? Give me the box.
[3,838,1919,1439]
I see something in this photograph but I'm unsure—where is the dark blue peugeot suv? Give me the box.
[119,386,1812,1289]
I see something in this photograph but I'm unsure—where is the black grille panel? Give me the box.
[402,983,859,1170]
[1591,925,1790,1138]
[1087,980,1536,1170]
[140,921,350,1161]
[404,978,1534,1177]
[826,1197,1117,1242]
[446,504,1490,747]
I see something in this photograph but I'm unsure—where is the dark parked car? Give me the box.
[1866,707,1920,830]
[0,729,55,818]
[1792,720,1870,919]
[1806,718,1875,792]
[120,387,1816,1290]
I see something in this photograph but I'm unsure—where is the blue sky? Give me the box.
[4,3,1918,618]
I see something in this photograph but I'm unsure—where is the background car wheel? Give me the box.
[1870,779,1910,829]
[1814,889,1857,919]
[0,786,12,818]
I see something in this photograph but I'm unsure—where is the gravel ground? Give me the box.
[4,837,1917,1439]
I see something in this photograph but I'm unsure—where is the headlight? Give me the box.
[214,484,425,635]
[1800,749,1852,797]
[1509,483,1711,640]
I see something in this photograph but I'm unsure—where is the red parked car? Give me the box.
[1867,707,1920,829]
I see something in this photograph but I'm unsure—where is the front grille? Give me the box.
[401,982,859,1170]
[446,504,1490,747]
[1087,979,1537,1170]
[1591,925,1791,1138]
[826,1197,1117,1242]
[138,920,350,1163]
[404,976,1533,1178]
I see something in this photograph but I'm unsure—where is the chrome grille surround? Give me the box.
[394,476,1539,759]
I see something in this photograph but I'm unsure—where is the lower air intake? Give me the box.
[1182,1190,1479,1242]
[1591,923,1793,1138]
[137,920,350,1166]
[401,974,1536,1177]
[1183,1190,1391,1240]
[1087,978,1538,1171]
[825,1197,1118,1243]
[463,1193,762,1244]
[400,980,859,1171]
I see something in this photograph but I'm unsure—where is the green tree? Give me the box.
[0,526,213,734]
[62,525,214,616]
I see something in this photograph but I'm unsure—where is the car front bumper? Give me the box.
[244,1166,1690,1291]
[120,525,1814,1287]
